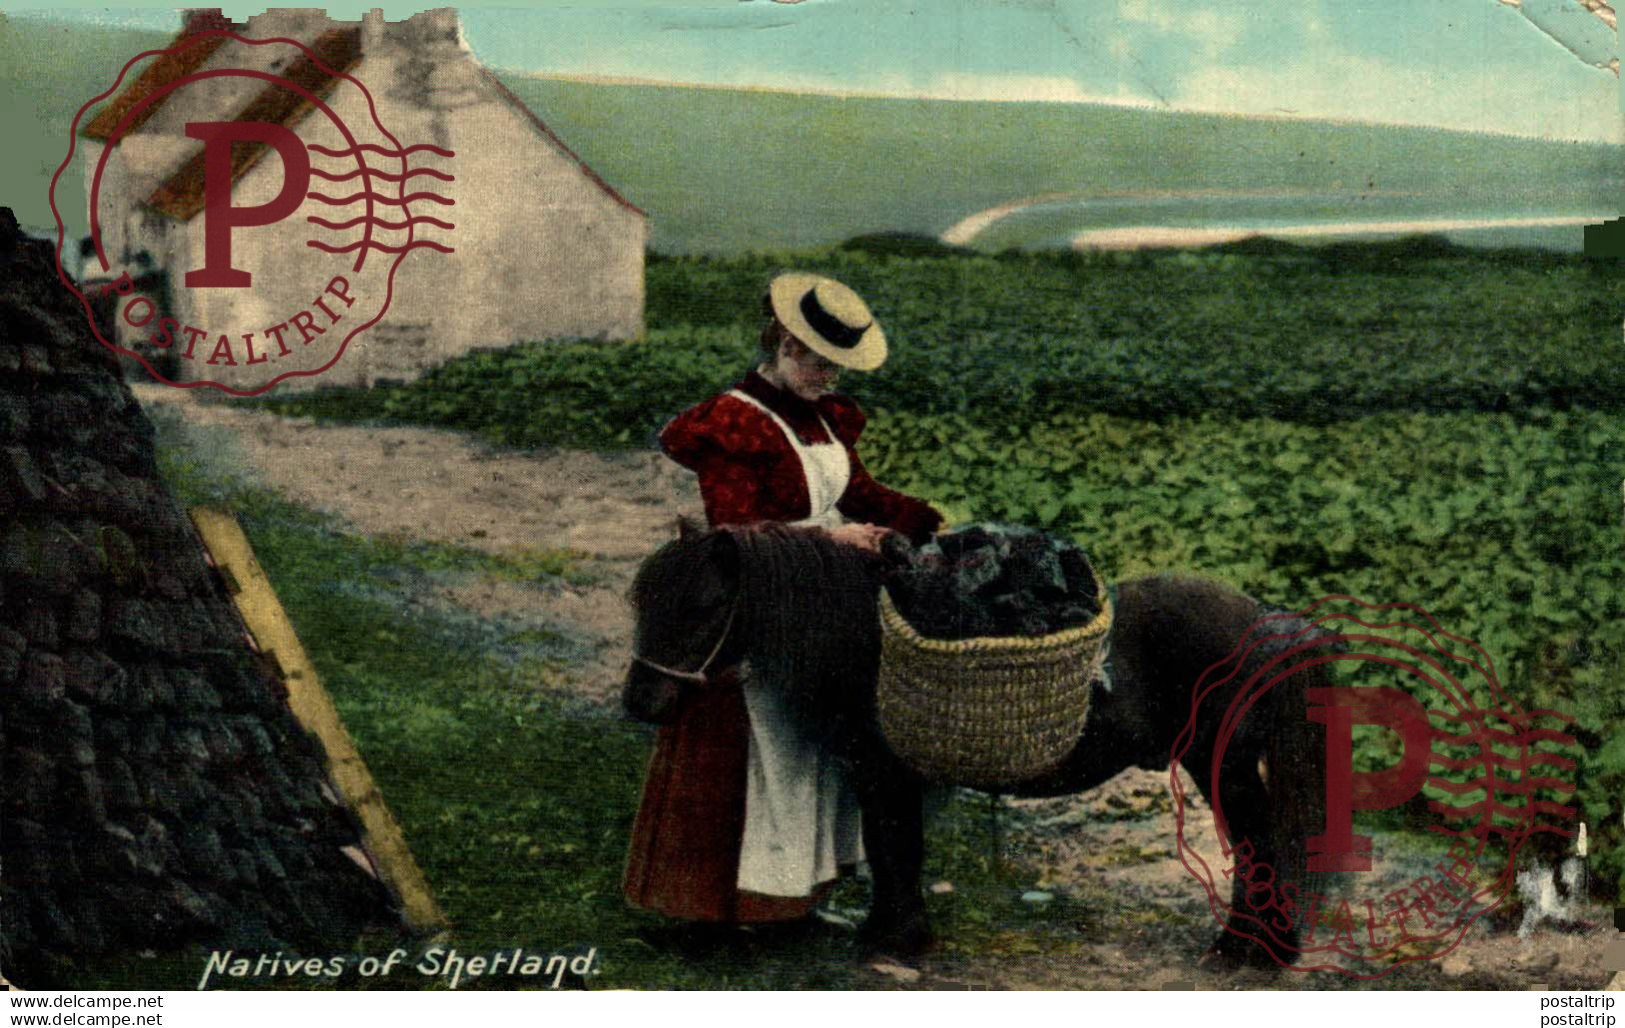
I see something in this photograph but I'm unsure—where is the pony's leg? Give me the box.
[849,743,931,958]
[1181,745,1297,969]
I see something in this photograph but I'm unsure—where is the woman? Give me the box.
[623,272,942,926]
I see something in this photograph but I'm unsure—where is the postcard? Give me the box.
[1,0,1622,998]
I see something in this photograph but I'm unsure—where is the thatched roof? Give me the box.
[0,208,401,982]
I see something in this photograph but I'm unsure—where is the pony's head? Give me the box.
[622,518,887,729]
[622,518,745,722]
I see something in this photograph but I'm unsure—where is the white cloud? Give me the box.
[911,71,1157,105]
[1118,0,1244,57]
[1172,51,1621,142]
[523,65,1159,109]
[756,69,1158,107]
[1184,10,1245,52]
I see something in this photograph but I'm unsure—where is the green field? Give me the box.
[0,16,172,246]
[502,74,1620,254]
[273,240,1625,432]
[268,242,1625,904]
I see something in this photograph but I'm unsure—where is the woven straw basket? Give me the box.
[876,582,1112,790]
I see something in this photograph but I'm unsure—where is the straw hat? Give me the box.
[769,273,888,372]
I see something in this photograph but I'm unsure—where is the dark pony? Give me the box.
[626,521,1337,969]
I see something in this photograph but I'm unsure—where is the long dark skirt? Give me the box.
[623,673,826,923]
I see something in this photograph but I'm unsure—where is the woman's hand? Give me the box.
[826,522,893,554]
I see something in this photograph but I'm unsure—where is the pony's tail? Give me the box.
[1267,618,1341,956]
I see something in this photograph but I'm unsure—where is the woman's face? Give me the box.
[773,335,842,401]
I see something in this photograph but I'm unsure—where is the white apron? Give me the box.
[726,389,866,897]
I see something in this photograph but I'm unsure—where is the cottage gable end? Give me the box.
[85,8,643,225]
[81,7,647,391]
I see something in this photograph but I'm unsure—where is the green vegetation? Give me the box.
[503,74,1621,254]
[859,405,1623,890]
[1,15,172,244]
[270,245,1625,438]
[347,535,595,588]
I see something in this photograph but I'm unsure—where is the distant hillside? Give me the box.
[499,73,1621,254]
[2,15,173,245]
[8,15,1618,256]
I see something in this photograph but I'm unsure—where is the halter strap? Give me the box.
[631,592,741,686]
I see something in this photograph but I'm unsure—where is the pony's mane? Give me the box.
[631,523,885,730]
[628,530,714,613]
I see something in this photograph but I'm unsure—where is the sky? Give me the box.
[10,0,1622,142]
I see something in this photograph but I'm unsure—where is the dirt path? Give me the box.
[137,386,1620,992]
[136,385,702,709]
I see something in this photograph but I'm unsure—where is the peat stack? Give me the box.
[883,523,1103,640]
[0,209,397,982]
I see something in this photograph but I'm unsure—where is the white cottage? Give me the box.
[82,7,646,391]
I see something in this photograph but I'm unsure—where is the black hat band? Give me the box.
[800,288,870,349]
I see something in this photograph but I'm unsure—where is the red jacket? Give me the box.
[659,371,942,542]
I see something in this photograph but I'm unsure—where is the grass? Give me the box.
[44,393,1605,990]
[43,406,1086,990]
[348,533,597,589]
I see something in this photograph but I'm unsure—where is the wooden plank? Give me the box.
[189,506,446,934]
